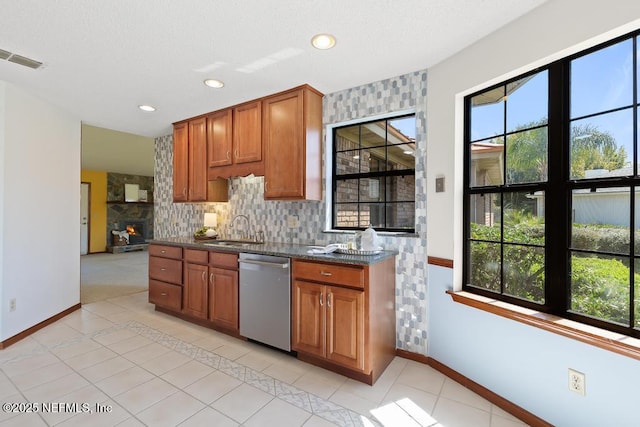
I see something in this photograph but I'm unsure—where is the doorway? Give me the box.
[81,182,90,255]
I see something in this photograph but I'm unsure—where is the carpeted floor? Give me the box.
[80,251,148,303]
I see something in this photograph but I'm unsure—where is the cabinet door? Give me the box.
[184,262,208,319]
[292,280,325,357]
[326,286,364,371]
[172,122,189,202]
[207,109,233,168]
[208,267,239,331]
[149,256,182,285]
[264,90,303,199]
[149,280,182,311]
[233,101,262,164]
[188,117,208,201]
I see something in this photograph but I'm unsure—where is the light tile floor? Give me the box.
[0,292,529,426]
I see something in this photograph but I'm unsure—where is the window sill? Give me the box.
[447,290,640,361]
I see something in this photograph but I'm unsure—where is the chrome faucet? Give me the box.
[230,214,252,240]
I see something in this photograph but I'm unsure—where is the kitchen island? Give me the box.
[147,237,397,385]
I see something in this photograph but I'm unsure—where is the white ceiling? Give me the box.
[0,0,546,138]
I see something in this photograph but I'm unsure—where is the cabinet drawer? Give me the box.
[293,260,364,289]
[149,256,182,284]
[185,249,208,264]
[149,280,182,311]
[210,251,238,269]
[149,244,182,260]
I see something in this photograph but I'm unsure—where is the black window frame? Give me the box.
[331,114,416,233]
[463,29,640,338]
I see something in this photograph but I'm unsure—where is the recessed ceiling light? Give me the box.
[204,79,225,88]
[311,33,336,50]
[138,105,156,112]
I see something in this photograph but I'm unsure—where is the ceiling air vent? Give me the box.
[0,49,43,69]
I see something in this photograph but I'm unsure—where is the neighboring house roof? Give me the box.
[471,142,503,185]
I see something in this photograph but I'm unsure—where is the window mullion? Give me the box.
[546,61,568,315]
[631,36,638,328]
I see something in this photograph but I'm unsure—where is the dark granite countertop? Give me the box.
[148,237,397,266]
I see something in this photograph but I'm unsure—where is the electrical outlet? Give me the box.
[568,368,585,396]
[9,298,16,312]
[287,215,299,229]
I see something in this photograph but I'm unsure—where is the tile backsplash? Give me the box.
[155,70,428,355]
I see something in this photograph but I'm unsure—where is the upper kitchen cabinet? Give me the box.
[207,109,233,168]
[233,100,262,165]
[172,121,190,202]
[207,101,264,180]
[263,85,322,200]
[173,118,228,203]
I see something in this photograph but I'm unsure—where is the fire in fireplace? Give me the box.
[121,221,146,245]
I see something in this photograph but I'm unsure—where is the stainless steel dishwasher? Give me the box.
[239,253,291,351]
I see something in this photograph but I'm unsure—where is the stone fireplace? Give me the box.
[106,172,154,252]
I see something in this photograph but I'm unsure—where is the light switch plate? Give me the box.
[435,176,445,193]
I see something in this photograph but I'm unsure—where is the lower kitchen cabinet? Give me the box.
[208,267,238,330]
[149,245,239,334]
[326,285,364,370]
[148,242,395,385]
[292,257,395,385]
[292,280,324,356]
[148,279,182,312]
[148,244,183,311]
[292,280,364,371]
[184,261,209,319]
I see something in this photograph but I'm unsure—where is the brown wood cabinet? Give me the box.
[148,244,183,311]
[207,109,233,168]
[263,86,322,200]
[292,257,395,385]
[184,254,209,319]
[207,101,264,180]
[188,117,208,201]
[172,122,189,202]
[157,247,239,331]
[233,101,262,165]
[208,251,239,331]
[173,117,229,203]
[173,118,208,202]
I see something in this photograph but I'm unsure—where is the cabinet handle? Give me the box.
[209,273,214,284]
[234,149,239,159]
[160,292,167,296]
[160,268,166,271]
[183,188,187,196]
[320,271,332,276]
[226,151,230,160]
[265,181,268,191]
[327,293,331,308]
[202,271,206,281]
[319,292,323,306]
[160,250,166,254]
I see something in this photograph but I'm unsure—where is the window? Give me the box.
[332,114,416,232]
[464,30,640,338]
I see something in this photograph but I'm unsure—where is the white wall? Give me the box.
[0,81,81,341]
[426,1,640,425]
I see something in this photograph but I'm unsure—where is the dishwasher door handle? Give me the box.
[239,259,289,268]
